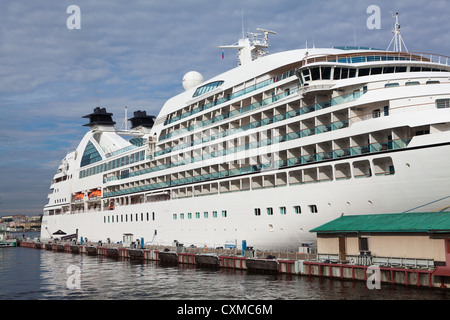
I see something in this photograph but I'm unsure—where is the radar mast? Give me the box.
[217,28,277,66]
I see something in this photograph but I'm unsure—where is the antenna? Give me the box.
[241,8,245,39]
[387,12,408,52]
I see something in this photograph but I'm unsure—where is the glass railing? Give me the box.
[159,86,300,142]
[105,145,139,158]
[164,70,296,126]
[156,89,363,156]
[103,137,411,198]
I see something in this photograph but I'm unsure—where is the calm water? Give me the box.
[1,245,450,303]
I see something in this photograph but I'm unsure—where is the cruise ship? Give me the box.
[41,21,450,250]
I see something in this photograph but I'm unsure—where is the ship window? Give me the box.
[213,211,218,218]
[385,83,399,88]
[395,66,407,73]
[254,208,261,216]
[141,213,143,221]
[192,81,224,98]
[280,207,286,215]
[80,141,102,167]
[341,68,349,79]
[321,67,331,80]
[311,67,320,81]
[309,205,318,213]
[294,206,301,214]
[302,69,311,82]
[333,67,341,80]
[204,212,208,218]
[426,80,440,85]
[410,66,421,72]
[358,68,370,77]
[222,210,227,217]
[267,207,273,215]
[196,212,200,219]
[180,213,184,220]
[146,212,149,221]
[406,81,420,86]
[371,67,382,75]
[349,68,356,78]
[152,212,155,221]
[188,212,192,219]
[372,109,381,118]
[383,67,395,73]
[436,99,450,109]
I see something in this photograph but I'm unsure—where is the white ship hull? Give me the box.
[42,138,450,250]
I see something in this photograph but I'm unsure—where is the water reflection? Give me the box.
[0,248,448,300]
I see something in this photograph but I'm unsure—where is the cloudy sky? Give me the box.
[0,0,449,216]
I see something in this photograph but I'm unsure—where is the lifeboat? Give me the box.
[89,190,101,198]
[74,193,84,201]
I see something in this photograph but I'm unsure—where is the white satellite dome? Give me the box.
[182,71,204,91]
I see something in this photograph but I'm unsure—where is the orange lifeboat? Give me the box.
[89,190,101,198]
[74,193,84,201]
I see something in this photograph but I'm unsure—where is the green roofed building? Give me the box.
[310,212,450,269]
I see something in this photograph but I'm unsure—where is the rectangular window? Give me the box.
[213,211,218,218]
[188,212,192,219]
[180,213,184,220]
[309,205,318,213]
[222,210,227,218]
[146,212,149,221]
[311,67,321,81]
[436,99,450,109]
[359,237,369,251]
[141,213,143,221]
[358,68,370,77]
[384,83,399,88]
[173,214,177,220]
[254,208,261,216]
[333,67,341,80]
[280,207,286,215]
[267,207,273,215]
[372,109,381,118]
[152,212,155,221]
[294,206,301,214]
[204,212,208,218]
[321,67,331,80]
[195,212,200,219]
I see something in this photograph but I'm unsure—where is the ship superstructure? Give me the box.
[42,24,450,250]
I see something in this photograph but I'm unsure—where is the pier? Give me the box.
[17,240,450,289]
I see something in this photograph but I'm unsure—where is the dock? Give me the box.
[17,240,450,289]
